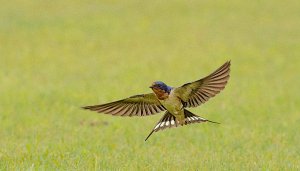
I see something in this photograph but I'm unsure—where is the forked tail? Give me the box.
[145,109,219,141]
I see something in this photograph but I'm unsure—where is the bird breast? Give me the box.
[159,89,183,115]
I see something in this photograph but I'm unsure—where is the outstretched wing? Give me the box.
[82,93,166,116]
[145,110,218,141]
[174,61,230,108]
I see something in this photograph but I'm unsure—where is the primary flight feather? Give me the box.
[83,61,231,141]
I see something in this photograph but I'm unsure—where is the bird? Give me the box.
[82,61,231,141]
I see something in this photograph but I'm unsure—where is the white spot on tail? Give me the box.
[171,120,175,125]
[160,122,166,127]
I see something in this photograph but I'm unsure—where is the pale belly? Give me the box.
[159,90,184,116]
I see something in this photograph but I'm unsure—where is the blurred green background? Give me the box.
[1,0,299,170]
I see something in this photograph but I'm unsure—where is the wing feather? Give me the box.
[173,61,231,108]
[116,103,130,116]
[83,93,165,116]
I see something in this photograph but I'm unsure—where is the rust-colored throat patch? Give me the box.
[152,87,169,100]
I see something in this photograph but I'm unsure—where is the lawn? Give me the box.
[0,0,299,170]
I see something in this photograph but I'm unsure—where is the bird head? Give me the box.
[149,81,172,94]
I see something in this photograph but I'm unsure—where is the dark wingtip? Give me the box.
[81,106,90,110]
[225,60,231,66]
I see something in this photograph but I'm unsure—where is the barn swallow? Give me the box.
[83,61,230,141]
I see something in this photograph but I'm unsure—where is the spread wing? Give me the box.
[174,61,231,108]
[82,93,166,116]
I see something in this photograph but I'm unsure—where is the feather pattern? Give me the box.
[174,61,231,108]
[145,109,219,141]
[82,93,166,116]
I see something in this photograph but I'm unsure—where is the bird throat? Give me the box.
[152,88,169,100]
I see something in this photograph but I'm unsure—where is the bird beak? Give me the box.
[149,85,154,88]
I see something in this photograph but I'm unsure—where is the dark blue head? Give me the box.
[150,81,172,94]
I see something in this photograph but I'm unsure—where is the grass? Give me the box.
[0,0,300,170]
